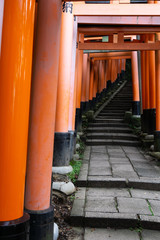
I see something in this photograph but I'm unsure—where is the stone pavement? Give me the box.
[70,81,160,239]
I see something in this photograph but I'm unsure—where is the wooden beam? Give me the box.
[79,42,160,50]
[78,26,160,35]
[89,52,131,58]
[74,4,160,16]
[77,16,160,25]
[93,56,131,61]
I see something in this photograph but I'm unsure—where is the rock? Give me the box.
[150,145,154,151]
[145,135,154,140]
[76,143,80,150]
[61,182,76,195]
[77,132,83,136]
[52,166,73,175]
[131,115,141,128]
[52,181,76,195]
[54,223,59,240]
[124,111,132,124]
[73,153,80,161]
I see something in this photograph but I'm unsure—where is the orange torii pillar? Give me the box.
[53,2,74,166]
[143,35,151,133]
[141,48,146,132]
[154,33,160,151]
[131,51,140,115]
[93,61,99,105]
[107,59,112,89]
[0,0,35,238]
[89,58,94,109]
[68,16,77,159]
[75,33,84,131]
[85,55,91,111]
[122,58,126,79]
[81,53,88,113]
[24,0,61,239]
[148,34,156,133]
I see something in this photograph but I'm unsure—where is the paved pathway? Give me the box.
[70,81,160,240]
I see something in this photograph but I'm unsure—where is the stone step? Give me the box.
[70,187,160,230]
[87,127,133,134]
[94,118,124,123]
[86,139,141,147]
[87,133,138,141]
[99,112,124,116]
[88,122,129,128]
[98,115,124,119]
[101,110,125,113]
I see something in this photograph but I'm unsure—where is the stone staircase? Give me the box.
[86,81,140,147]
[69,81,160,239]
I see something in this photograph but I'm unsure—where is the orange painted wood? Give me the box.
[76,34,84,109]
[0,0,35,221]
[81,53,88,102]
[131,51,140,102]
[149,34,156,109]
[73,3,160,16]
[145,38,150,109]
[90,52,131,58]
[79,42,160,51]
[55,4,74,133]
[141,50,146,110]
[156,33,160,131]
[25,0,61,212]
[89,59,94,101]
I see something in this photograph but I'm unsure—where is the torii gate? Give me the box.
[0,1,160,240]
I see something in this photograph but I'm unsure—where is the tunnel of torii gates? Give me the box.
[1,0,160,239]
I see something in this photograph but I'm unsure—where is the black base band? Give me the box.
[26,206,54,240]
[53,132,71,166]
[142,109,156,134]
[154,131,160,152]
[132,101,140,116]
[0,213,30,240]
[75,108,82,132]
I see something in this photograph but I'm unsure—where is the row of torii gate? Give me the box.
[1,0,160,239]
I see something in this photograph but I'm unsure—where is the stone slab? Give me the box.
[75,187,86,200]
[148,200,160,217]
[89,161,110,168]
[142,230,160,240]
[85,197,117,213]
[84,228,139,240]
[89,167,112,176]
[112,164,134,172]
[91,146,107,153]
[71,199,85,217]
[140,215,160,230]
[109,157,130,164]
[131,189,160,201]
[86,188,130,199]
[113,170,138,179]
[117,197,151,215]
[135,168,160,178]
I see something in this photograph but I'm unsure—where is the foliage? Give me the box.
[68,160,82,183]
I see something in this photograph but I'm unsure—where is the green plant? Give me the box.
[68,160,82,183]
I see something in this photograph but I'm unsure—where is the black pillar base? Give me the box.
[148,108,156,134]
[69,130,75,160]
[92,97,96,109]
[53,132,71,166]
[142,109,156,134]
[0,213,30,240]
[27,206,54,240]
[80,101,86,114]
[89,100,93,110]
[154,131,160,152]
[143,109,150,133]
[85,101,90,112]
[132,101,140,116]
[107,80,111,90]
[141,113,145,132]
[75,108,82,132]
